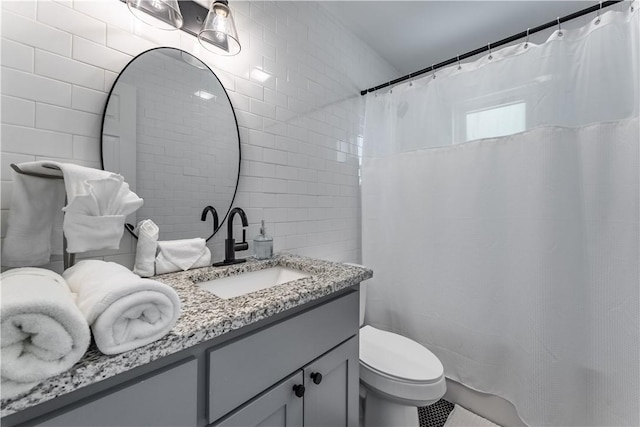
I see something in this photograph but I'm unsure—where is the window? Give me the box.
[465,101,527,141]
[453,83,537,144]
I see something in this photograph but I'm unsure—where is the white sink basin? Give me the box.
[196,266,310,299]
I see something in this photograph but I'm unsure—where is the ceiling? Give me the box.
[321,1,596,75]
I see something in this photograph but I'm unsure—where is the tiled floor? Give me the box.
[418,399,455,427]
[360,398,478,427]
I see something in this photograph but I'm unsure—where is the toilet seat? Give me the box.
[359,325,446,406]
[360,325,443,382]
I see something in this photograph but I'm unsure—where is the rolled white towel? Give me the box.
[1,268,90,399]
[133,219,159,278]
[62,260,181,355]
[155,238,211,275]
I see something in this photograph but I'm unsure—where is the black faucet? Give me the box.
[201,206,219,242]
[212,207,248,266]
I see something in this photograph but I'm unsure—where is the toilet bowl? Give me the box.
[359,325,446,427]
[347,263,446,427]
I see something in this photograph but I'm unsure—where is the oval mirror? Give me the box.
[101,47,240,242]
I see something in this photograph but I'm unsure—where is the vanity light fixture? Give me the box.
[124,0,241,56]
[126,0,183,30]
[198,0,241,56]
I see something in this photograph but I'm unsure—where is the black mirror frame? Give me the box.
[99,46,241,242]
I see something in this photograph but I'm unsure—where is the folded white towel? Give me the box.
[1,268,90,399]
[58,164,143,253]
[133,219,159,277]
[2,171,66,267]
[2,162,143,265]
[62,260,181,355]
[155,238,211,275]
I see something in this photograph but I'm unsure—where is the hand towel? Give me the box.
[1,268,91,399]
[155,238,211,275]
[2,170,66,267]
[2,161,143,266]
[133,219,159,277]
[62,260,181,355]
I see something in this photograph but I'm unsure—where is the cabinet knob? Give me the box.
[310,372,323,385]
[293,384,305,398]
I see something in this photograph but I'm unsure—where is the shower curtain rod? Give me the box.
[360,0,625,96]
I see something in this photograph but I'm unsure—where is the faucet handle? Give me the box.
[234,229,249,251]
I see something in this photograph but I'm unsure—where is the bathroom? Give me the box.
[1,0,638,426]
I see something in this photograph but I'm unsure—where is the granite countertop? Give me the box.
[1,253,372,417]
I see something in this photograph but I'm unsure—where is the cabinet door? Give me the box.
[304,337,359,427]
[213,371,304,427]
[33,358,197,427]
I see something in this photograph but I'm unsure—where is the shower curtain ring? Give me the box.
[457,55,462,70]
[524,28,530,49]
[596,1,602,24]
[488,43,493,60]
[557,17,563,36]
[432,64,436,79]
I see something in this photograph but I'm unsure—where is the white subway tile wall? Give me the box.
[0,0,397,272]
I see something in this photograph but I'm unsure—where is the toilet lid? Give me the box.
[360,325,444,383]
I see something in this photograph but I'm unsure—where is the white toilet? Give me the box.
[356,274,446,427]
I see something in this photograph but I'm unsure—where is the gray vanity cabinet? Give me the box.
[212,371,304,427]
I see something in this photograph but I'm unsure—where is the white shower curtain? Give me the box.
[362,5,639,427]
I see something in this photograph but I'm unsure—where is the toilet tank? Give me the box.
[359,282,367,327]
[345,263,368,327]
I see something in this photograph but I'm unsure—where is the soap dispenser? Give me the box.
[253,220,273,260]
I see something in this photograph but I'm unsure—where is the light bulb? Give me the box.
[212,2,229,17]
